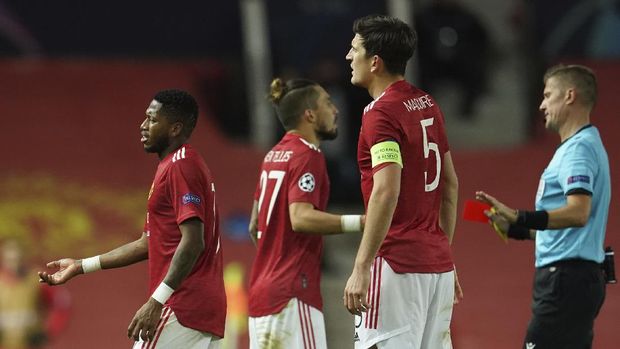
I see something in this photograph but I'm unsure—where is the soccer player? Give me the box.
[477,64,609,349]
[343,15,462,349]
[38,90,226,349]
[247,78,364,349]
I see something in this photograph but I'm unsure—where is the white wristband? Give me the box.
[81,256,101,274]
[341,215,362,233]
[151,282,174,305]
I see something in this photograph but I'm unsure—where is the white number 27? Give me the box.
[256,170,285,239]
[420,118,441,192]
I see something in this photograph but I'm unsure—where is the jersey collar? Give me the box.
[558,124,593,149]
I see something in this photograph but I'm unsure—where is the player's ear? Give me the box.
[303,109,317,123]
[370,55,381,73]
[170,122,184,137]
[564,88,576,105]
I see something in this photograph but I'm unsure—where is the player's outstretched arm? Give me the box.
[38,233,149,286]
[289,202,364,235]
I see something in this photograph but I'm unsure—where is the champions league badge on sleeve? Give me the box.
[298,173,316,192]
[182,193,202,206]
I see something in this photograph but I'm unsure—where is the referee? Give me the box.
[476,64,610,349]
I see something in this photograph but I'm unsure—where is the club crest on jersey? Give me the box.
[182,193,201,206]
[298,173,315,192]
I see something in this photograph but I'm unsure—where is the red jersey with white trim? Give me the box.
[357,80,453,273]
[146,144,226,337]
[249,133,330,317]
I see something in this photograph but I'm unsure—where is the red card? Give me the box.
[462,199,491,223]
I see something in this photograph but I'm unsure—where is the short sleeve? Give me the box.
[363,109,402,147]
[435,108,450,154]
[558,141,596,195]
[362,109,403,173]
[167,160,207,224]
[287,151,327,208]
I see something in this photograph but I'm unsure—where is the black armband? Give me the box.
[516,210,549,230]
[507,224,532,240]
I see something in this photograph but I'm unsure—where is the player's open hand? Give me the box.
[344,266,371,316]
[128,298,163,343]
[38,258,81,285]
[475,191,518,224]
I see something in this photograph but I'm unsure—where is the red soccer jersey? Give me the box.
[249,133,330,317]
[146,144,226,337]
[357,80,454,274]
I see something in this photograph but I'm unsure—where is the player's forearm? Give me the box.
[290,207,343,235]
[97,233,149,269]
[354,188,398,269]
[248,200,259,243]
[439,200,457,244]
[163,220,204,289]
[439,151,458,244]
[439,183,458,244]
[163,241,203,290]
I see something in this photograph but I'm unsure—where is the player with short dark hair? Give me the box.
[351,15,416,76]
[151,89,199,137]
[344,14,462,349]
[247,78,364,349]
[39,89,226,349]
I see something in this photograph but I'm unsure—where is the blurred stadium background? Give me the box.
[0,0,618,348]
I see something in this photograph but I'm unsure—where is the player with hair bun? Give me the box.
[247,77,364,349]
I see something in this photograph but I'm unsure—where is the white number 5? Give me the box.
[420,118,441,192]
